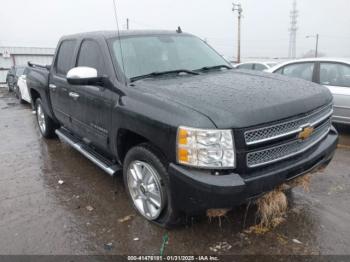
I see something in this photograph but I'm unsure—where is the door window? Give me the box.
[275,67,284,74]
[254,63,267,71]
[15,67,25,76]
[56,40,77,76]
[77,40,105,75]
[237,63,253,70]
[319,62,350,87]
[281,62,314,81]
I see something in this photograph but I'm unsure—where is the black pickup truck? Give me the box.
[27,30,338,227]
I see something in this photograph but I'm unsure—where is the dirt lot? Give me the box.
[0,88,350,255]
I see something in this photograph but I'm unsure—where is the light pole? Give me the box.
[306,34,319,57]
[232,2,243,63]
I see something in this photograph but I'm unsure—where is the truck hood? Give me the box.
[132,70,332,128]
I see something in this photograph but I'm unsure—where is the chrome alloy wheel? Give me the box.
[126,160,164,220]
[37,104,46,134]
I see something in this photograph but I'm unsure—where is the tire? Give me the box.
[35,98,56,138]
[123,143,182,228]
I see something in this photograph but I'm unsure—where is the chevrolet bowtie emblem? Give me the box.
[298,126,314,140]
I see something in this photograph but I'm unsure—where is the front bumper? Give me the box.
[168,127,338,214]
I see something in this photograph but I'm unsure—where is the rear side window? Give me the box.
[77,40,105,75]
[237,63,253,70]
[281,62,314,81]
[320,62,350,87]
[56,40,77,76]
[254,63,267,71]
[16,67,25,76]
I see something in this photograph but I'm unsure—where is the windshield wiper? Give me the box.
[197,65,232,72]
[130,69,199,82]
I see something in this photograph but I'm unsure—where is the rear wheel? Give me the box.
[123,143,181,228]
[35,98,56,138]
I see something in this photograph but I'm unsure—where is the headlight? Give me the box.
[176,126,235,168]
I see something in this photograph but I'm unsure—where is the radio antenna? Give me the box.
[112,0,126,82]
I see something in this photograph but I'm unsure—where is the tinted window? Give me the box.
[56,40,77,76]
[320,62,350,87]
[237,63,253,70]
[8,67,15,75]
[15,67,25,76]
[77,40,105,75]
[281,62,314,81]
[254,63,267,71]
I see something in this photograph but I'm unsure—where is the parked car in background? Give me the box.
[6,66,25,92]
[234,61,278,71]
[15,67,31,104]
[267,58,350,125]
[6,67,16,92]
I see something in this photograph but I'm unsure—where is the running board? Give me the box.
[55,128,121,176]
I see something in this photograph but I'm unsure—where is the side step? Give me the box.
[55,128,121,176]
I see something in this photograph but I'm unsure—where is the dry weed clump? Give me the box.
[255,189,288,228]
[206,169,324,232]
[247,169,326,234]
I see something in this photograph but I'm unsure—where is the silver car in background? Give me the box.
[266,58,350,125]
[234,61,278,71]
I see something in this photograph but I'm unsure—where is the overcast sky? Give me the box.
[1,0,349,59]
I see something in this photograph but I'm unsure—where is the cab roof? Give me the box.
[61,30,192,41]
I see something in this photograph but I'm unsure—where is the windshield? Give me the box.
[109,34,231,79]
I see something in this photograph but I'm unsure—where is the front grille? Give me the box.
[244,103,333,145]
[246,119,331,168]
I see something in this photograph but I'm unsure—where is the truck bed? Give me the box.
[26,63,55,119]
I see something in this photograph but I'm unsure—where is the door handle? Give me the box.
[49,84,57,91]
[69,92,80,100]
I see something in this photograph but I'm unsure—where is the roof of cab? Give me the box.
[60,30,192,40]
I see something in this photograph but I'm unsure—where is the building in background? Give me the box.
[0,46,55,85]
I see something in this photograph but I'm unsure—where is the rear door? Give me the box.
[69,39,115,152]
[50,40,78,129]
[317,62,350,123]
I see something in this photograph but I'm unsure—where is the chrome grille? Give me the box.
[246,120,331,168]
[244,104,333,145]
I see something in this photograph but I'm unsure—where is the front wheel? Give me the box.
[35,98,56,138]
[123,143,182,228]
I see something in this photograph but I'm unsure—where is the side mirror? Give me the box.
[66,67,103,86]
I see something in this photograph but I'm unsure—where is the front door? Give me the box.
[69,39,115,152]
